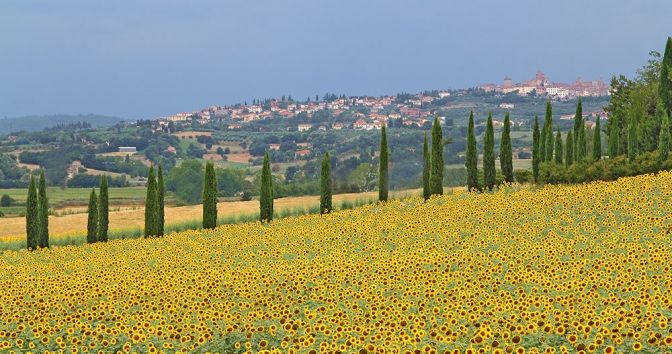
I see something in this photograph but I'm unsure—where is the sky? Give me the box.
[0,1,670,120]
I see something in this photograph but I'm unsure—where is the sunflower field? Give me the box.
[1,172,672,353]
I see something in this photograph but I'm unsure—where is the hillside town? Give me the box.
[479,70,610,98]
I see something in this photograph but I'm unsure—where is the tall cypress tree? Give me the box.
[156,166,165,236]
[144,166,157,237]
[593,118,602,161]
[260,152,274,222]
[544,101,554,162]
[429,116,444,195]
[87,189,98,244]
[532,115,541,182]
[499,113,513,183]
[37,169,49,248]
[608,115,620,158]
[660,37,672,116]
[659,109,671,162]
[554,129,563,165]
[26,175,39,250]
[98,175,109,242]
[202,162,218,229]
[565,131,574,167]
[465,111,479,191]
[422,133,431,200]
[378,125,389,202]
[540,116,547,163]
[628,117,638,162]
[483,113,496,191]
[576,123,586,163]
[320,153,333,214]
[573,98,583,159]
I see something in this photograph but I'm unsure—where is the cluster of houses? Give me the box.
[480,71,610,98]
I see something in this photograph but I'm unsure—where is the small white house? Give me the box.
[118,147,137,153]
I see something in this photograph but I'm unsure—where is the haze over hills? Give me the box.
[0,114,125,135]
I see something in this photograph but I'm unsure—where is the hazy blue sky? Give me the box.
[1,1,670,119]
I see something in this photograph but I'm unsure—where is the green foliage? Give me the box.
[37,170,49,248]
[429,117,444,195]
[660,37,672,116]
[157,166,165,236]
[483,113,496,191]
[574,99,586,163]
[565,131,574,167]
[608,115,620,158]
[532,115,540,182]
[98,175,109,242]
[320,153,333,214]
[86,189,98,244]
[593,118,602,161]
[554,130,563,165]
[659,108,670,162]
[202,162,218,229]
[259,153,274,222]
[25,176,39,250]
[513,169,532,183]
[144,166,158,237]
[422,134,430,200]
[0,194,13,207]
[378,126,389,202]
[499,113,514,183]
[166,160,204,204]
[466,112,480,191]
[544,101,554,162]
[628,115,638,162]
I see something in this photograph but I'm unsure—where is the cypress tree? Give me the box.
[544,102,554,162]
[465,111,479,191]
[532,115,540,182]
[628,117,638,162]
[26,175,39,250]
[422,133,431,200]
[144,166,157,237]
[260,152,274,222]
[429,116,444,195]
[202,162,218,229]
[378,125,389,202]
[320,153,333,214]
[98,175,109,242]
[565,131,574,167]
[576,123,586,163]
[660,37,672,116]
[483,113,496,191]
[573,98,583,158]
[499,113,513,183]
[659,109,671,162]
[157,166,165,236]
[87,189,98,244]
[37,169,49,248]
[540,116,547,163]
[554,129,563,165]
[608,115,620,158]
[593,118,602,161]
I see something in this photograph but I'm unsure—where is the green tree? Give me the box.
[87,189,98,244]
[37,169,49,248]
[429,117,444,195]
[320,153,333,214]
[259,152,274,222]
[544,102,554,162]
[540,116,547,163]
[98,175,109,242]
[532,115,541,182]
[628,115,639,162]
[573,98,583,162]
[554,129,563,165]
[483,113,496,191]
[593,118,602,161]
[660,108,671,162]
[25,175,39,250]
[465,112,479,191]
[565,130,574,167]
[608,115,620,158]
[157,166,165,236]
[202,162,218,229]
[660,37,672,116]
[422,133,431,200]
[499,113,513,183]
[378,125,389,202]
[144,166,157,237]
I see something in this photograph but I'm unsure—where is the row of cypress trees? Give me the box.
[143,166,165,237]
[463,111,514,192]
[26,170,49,250]
[85,175,110,243]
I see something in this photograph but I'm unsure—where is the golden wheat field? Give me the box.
[1,173,672,353]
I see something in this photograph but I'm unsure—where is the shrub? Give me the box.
[0,194,13,207]
[513,170,532,183]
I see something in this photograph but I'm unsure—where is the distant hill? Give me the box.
[0,114,124,134]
